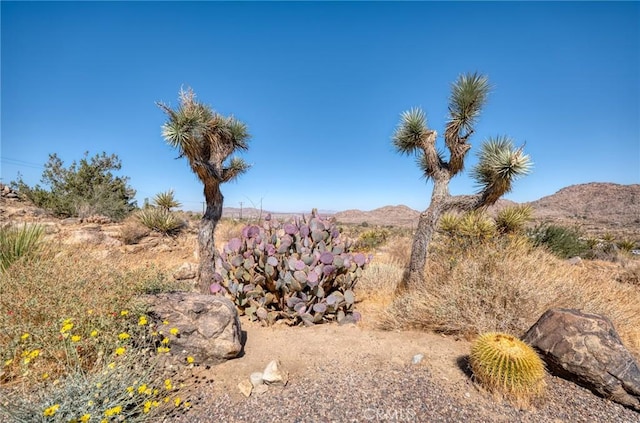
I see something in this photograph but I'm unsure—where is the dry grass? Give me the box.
[118,216,151,244]
[379,235,640,359]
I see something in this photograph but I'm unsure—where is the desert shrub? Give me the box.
[0,223,44,272]
[354,228,389,251]
[12,152,136,221]
[617,239,637,253]
[528,224,588,259]
[0,247,194,421]
[438,210,496,246]
[495,205,532,234]
[213,211,370,325]
[381,235,640,358]
[119,217,151,245]
[136,208,184,235]
[616,260,640,286]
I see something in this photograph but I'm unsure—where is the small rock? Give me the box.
[250,372,264,387]
[238,379,253,397]
[262,360,287,385]
[412,354,424,365]
[173,262,197,281]
[253,384,269,395]
[566,256,583,266]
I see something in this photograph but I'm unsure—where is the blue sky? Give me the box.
[2,1,638,213]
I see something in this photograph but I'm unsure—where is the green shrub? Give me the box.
[213,211,370,325]
[354,228,389,251]
[528,224,588,259]
[136,208,184,235]
[0,223,44,272]
[12,152,136,220]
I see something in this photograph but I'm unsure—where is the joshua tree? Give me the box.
[393,72,531,291]
[158,88,250,293]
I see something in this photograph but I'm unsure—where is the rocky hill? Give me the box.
[330,183,640,239]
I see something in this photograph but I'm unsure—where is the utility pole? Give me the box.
[239,201,243,220]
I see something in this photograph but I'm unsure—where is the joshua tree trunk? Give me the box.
[400,172,451,291]
[197,181,224,294]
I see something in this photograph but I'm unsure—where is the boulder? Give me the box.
[523,308,640,411]
[144,292,243,364]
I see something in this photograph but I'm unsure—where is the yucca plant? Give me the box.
[392,72,532,290]
[153,189,181,212]
[0,223,44,272]
[495,205,533,234]
[617,239,637,253]
[136,208,184,235]
[158,88,251,293]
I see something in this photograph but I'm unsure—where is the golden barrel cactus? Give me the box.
[470,332,546,406]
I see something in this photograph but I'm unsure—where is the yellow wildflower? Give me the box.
[60,321,74,334]
[126,386,134,393]
[120,310,129,316]
[21,333,30,340]
[186,356,194,364]
[71,335,81,342]
[162,320,169,325]
[164,379,173,390]
[137,383,148,394]
[42,373,49,380]
[4,359,13,366]
[80,414,91,422]
[174,397,182,406]
[161,337,170,345]
[143,400,152,413]
[169,327,179,336]
[183,401,191,408]
[118,332,130,341]
[157,346,170,353]
[43,404,60,417]
[90,330,99,337]
[104,405,122,416]
[115,347,126,356]
[138,315,148,325]
[107,362,116,369]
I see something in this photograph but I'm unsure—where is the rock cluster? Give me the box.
[237,359,288,397]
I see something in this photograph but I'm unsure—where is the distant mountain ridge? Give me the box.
[222,183,640,237]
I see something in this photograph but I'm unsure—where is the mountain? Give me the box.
[526,183,640,237]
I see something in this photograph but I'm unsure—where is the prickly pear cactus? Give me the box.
[470,332,546,406]
[212,210,370,326]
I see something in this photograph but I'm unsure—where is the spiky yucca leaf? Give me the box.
[152,189,181,212]
[438,213,462,235]
[472,136,532,203]
[0,224,44,272]
[393,108,430,154]
[448,72,490,134]
[496,205,533,234]
[458,210,495,240]
[136,208,184,235]
[222,157,251,182]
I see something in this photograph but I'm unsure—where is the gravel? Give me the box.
[167,364,640,423]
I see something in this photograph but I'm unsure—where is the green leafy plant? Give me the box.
[354,228,389,251]
[136,208,184,235]
[12,152,136,220]
[470,332,546,407]
[213,210,370,326]
[528,224,588,259]
[0,223,44,272]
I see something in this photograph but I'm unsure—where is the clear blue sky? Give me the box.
[2,1,638,213]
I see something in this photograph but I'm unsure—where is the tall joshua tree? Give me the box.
[393,72,532,291]
[158,88,250,293]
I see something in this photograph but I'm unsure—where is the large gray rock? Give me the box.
[523,308,640,411]
[144,292,243,364]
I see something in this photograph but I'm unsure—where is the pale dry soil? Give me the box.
[165,318,640,423]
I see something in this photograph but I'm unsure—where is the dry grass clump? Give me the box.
[119,216,151,245]
[214,218,248,249]
[381,235,640,359]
